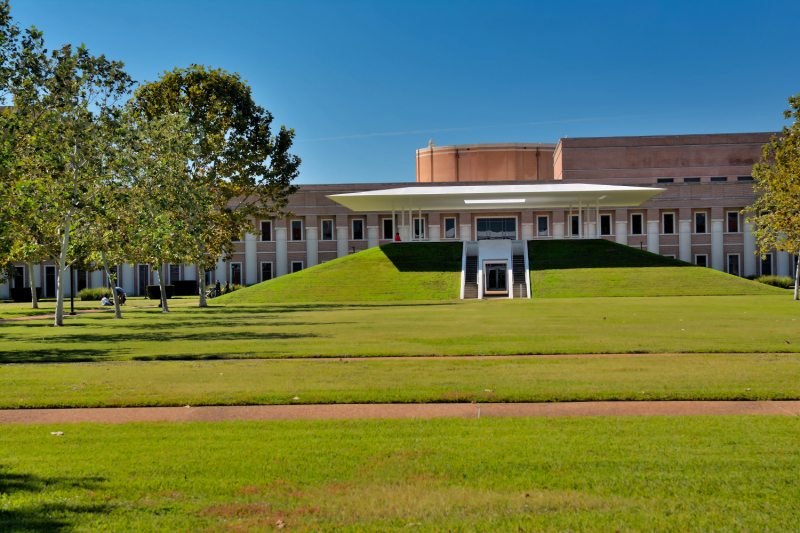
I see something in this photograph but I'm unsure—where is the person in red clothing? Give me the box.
[394,232,401,241]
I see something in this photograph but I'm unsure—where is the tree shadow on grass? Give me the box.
[27,331,325,346]
[0,465,109,532]
[0,348,114,364]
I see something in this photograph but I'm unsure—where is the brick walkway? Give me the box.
[1,401,797,425]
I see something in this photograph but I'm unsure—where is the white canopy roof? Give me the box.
[328,183,664,212]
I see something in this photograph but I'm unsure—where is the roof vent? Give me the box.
[428,139,435,148]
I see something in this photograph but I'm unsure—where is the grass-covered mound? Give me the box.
[219,242,463,303]
[529,239,784,298]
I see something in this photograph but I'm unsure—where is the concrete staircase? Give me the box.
[463,255,479,299]
[512,253,527,299]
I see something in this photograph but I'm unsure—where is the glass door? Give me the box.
[484,263,508,295]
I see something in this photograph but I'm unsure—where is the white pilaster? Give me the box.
[366,226,379,249]
[245,232,258,285]
[183,264,196,281]
[615,221,628,245]
[553,222,565,240]
[90,269,103,289]
[459,224,471,241]
[588,222,597,239]
[679,220,692,263]
[647,220,660,254]
[276,227,288,276]
[305,226,319,267]
[336,226,348,258]
[521,222,534,240]
[777,250,791,277]
[711,219,724,271]
[121,263,135,293]
[215,257,226,284]
[0,281,8,299]
[743,222,756,277]
[429,225,441,242]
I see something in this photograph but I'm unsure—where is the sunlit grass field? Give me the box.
[2,416,799,532]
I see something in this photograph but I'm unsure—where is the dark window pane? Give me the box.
[322,220,333,241]
[657,178,674,183]
[632,214,643,235]
[727,212,739,233]
[291,262,303,273]
[353,220,363,240]
[696,255,707,268]
[663,214,674,234]
[600,215,611,235]
[504,218,516,239]
[684,178,701,183]
[261,221,271,241]
[445,218,456,239]
[711,177,727,182]
[737,176,754,181]
[538,217,548,236]
[382,219,392,240]
[695,213,706,233]
[571,216,579,236]
[728,255,740,276]
[761,255,772,276]
[261,263,272,281]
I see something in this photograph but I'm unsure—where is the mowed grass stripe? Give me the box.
[3,354,800,409]
[1,296,798,363]
[2,417,799,531]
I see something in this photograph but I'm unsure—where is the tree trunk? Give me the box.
[101,251,122,319]
[794,251,799,301]
[155,263,170,313]
[54,213,73,327]
[198,268,208,307]
[28,261,38,309]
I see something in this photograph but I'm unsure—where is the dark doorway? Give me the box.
[138,264,149,296]
[484,263,508,295]
[231,263,242,285]
[45,266,56,297]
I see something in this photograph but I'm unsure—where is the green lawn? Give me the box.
[0,296,198,320]
[1,296,798,363]
[2,417,799,531]
[2,354,800,409]
[220,242,463,304]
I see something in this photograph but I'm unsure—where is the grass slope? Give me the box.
[2,417,799,531]
[529,239,783,297]
[220,242,463,303]
[2,295,799,363]
[4,354,800,409]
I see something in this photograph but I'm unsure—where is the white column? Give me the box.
[183,263,196,281]
[711,219,724,271]
[429,225,441,242]
[777,250,791,277]
[121,263,135,293]
[567,205,572,238]
[678,220,692,262]
[460,223,471,241]
[336,226,348,258]
[521,223,534,240]
[305,226,319,267]
[215,257,226,283]
[276,227,288,276]
[588,221,596,239]
[553,222,565,240]
[366,226,379,249]
[245,232,258,285]
[647,220,660,254]
[743,221,757,277]
[391,206,396,240]
[615,221,627,245]
[578,197,583,238]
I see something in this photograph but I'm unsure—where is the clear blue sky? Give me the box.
[13,0,800,184]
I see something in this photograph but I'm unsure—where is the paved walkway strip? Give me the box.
[1,401,798,425]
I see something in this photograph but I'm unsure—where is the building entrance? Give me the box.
[484,263,508,295]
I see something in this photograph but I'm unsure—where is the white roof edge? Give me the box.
[328,183,663,198]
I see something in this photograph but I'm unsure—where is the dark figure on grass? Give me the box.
[215,280,221,297]
[224,282,230,295]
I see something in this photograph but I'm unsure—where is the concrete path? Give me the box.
[1,401,798,425]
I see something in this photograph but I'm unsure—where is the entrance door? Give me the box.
[138,264,149,296]
[231,263,242,285]
[45,266,56,298]
[484,263,508,295]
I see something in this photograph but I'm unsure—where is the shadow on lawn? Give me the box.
[0,465,109,532]
[18,330,324,347]
[0,348,114,363]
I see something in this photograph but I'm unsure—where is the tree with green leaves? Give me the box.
[132,65,300,307]
[747,93,800,300]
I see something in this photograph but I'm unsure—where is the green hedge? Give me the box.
[146,285,175,300]
[78,287,113,301]
[752,275,795,289]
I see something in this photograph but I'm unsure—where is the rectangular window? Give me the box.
[13,266,24,289]
[664,254,676,259]
[537,216,549,237]
[204,270,212,287]
[727,212,739,233]
[261,262,272,282]
[600,214,611,236]
[230,263,242,285]
[737,176,754,182]
[728,254,740,277]
[352,219,364,240]
[291,220,303,241]
[382,218,393,240]
[761,254,773,276]
[260,221,272,241]
[684,178,701,183]
[570,215,579,236]
[631,213,643,235]
[322,220,333,241]
[414,218,425,239]
[695,212,707,234]
[663,213,675,234]
[169,264,180,284]
[291,261,303,273]
[711,177,727,182]
[656,178,674,183]
[76,270,87,291]
[477,218,517,240]
[696,254,708,268]
[444,217,456,239]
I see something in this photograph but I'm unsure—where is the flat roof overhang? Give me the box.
[327,184,665,212]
